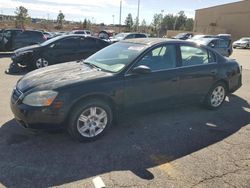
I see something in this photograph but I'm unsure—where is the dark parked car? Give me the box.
[11,34,110,70]
[0,29,22,51]
[10,38,242,141]
[173,33,193,40]
[194,38,233,57]
[12,30,46,50]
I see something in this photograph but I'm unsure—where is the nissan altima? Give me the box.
[10,38,242,141]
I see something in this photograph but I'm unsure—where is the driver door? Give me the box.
[124,44,181,110]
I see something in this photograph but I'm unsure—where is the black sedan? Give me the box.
[10,38,242,141]
[11,34,110,70]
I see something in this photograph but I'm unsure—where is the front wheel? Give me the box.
[30,57,49,70]
[204,82,227,110]
[67,99,113,142]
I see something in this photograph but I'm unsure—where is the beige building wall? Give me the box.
[194,0,250,41]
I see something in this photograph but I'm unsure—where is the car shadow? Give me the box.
[0,94,249,187]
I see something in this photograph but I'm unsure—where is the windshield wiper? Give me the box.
[82,61,102,71]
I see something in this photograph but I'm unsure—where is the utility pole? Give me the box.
[119,0,122,32]
[137,0,140,32]
[112,14,115,25]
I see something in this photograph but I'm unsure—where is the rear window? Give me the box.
[74,31,85,34]
[135,34,146,38]
[17,31,43,39]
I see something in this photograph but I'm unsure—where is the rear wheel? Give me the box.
[67,99,113,142]
[204,82,227,110]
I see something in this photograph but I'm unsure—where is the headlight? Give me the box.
[16,50,33,56]
[22,90,58,107]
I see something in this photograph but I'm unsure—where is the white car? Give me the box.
[233,37,250,49]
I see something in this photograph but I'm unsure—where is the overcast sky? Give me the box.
[0,0,241,24]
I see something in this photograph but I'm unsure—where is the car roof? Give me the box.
[53,34,105,41]
[121,38,194,46]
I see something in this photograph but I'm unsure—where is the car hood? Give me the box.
[14,44,41,54]
[17,61,113,92]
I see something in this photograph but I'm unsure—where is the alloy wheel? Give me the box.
[77,106,108,138]
[35,58,49,68]
[210,86,225,107]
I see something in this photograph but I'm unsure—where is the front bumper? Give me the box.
[10,90,67,130]
[11,53,31,66]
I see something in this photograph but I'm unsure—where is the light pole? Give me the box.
[119,0,122,32]
[112,14,115,25]
[137,0,140,32]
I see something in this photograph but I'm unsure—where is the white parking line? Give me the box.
[92,176,106,188]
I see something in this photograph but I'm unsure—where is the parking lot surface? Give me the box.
[0,49,250,188]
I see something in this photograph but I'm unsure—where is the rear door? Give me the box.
[178,44,218,103]
[46,37,80,64]
[78,37,100,60]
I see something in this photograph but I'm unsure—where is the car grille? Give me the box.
[12,87,23,103]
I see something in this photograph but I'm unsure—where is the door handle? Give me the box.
[210,69,218,75]
[171,77,180,82]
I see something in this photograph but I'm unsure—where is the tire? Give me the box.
[67,99,113,142]
[31,57,49,70]
[246,44,249,49]
[204,82,227,110]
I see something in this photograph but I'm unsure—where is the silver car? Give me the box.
[194,38,233,57]
[233,38,250,49]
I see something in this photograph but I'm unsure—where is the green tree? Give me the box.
[151,13,162,36]
[185,18,194,31]
[57,10,65,29]
[133,17,139,31]
[162,14,175,30]
[174,11,187,30]
[140,19,147,32]
[15,6,30,29]
[83,18,87,29]
[124,13,133,32]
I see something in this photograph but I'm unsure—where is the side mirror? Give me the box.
[132,65,151,74]
[209,43,215,48]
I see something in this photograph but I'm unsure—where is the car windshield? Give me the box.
[85,42,147,73]
[240,38,250,41]
[114,33,127,39]
[175,33,186,38]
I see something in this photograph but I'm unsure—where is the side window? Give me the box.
[180,46,214,67]
[136,45,177,71]
[208,40,218,48]
[219,39,230,48]
[55,38,79,49]
[125,34,135,39]
[3,31,11,39]
[208,50,216,63]
[80,38,97,49]
[135,34,146,38]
